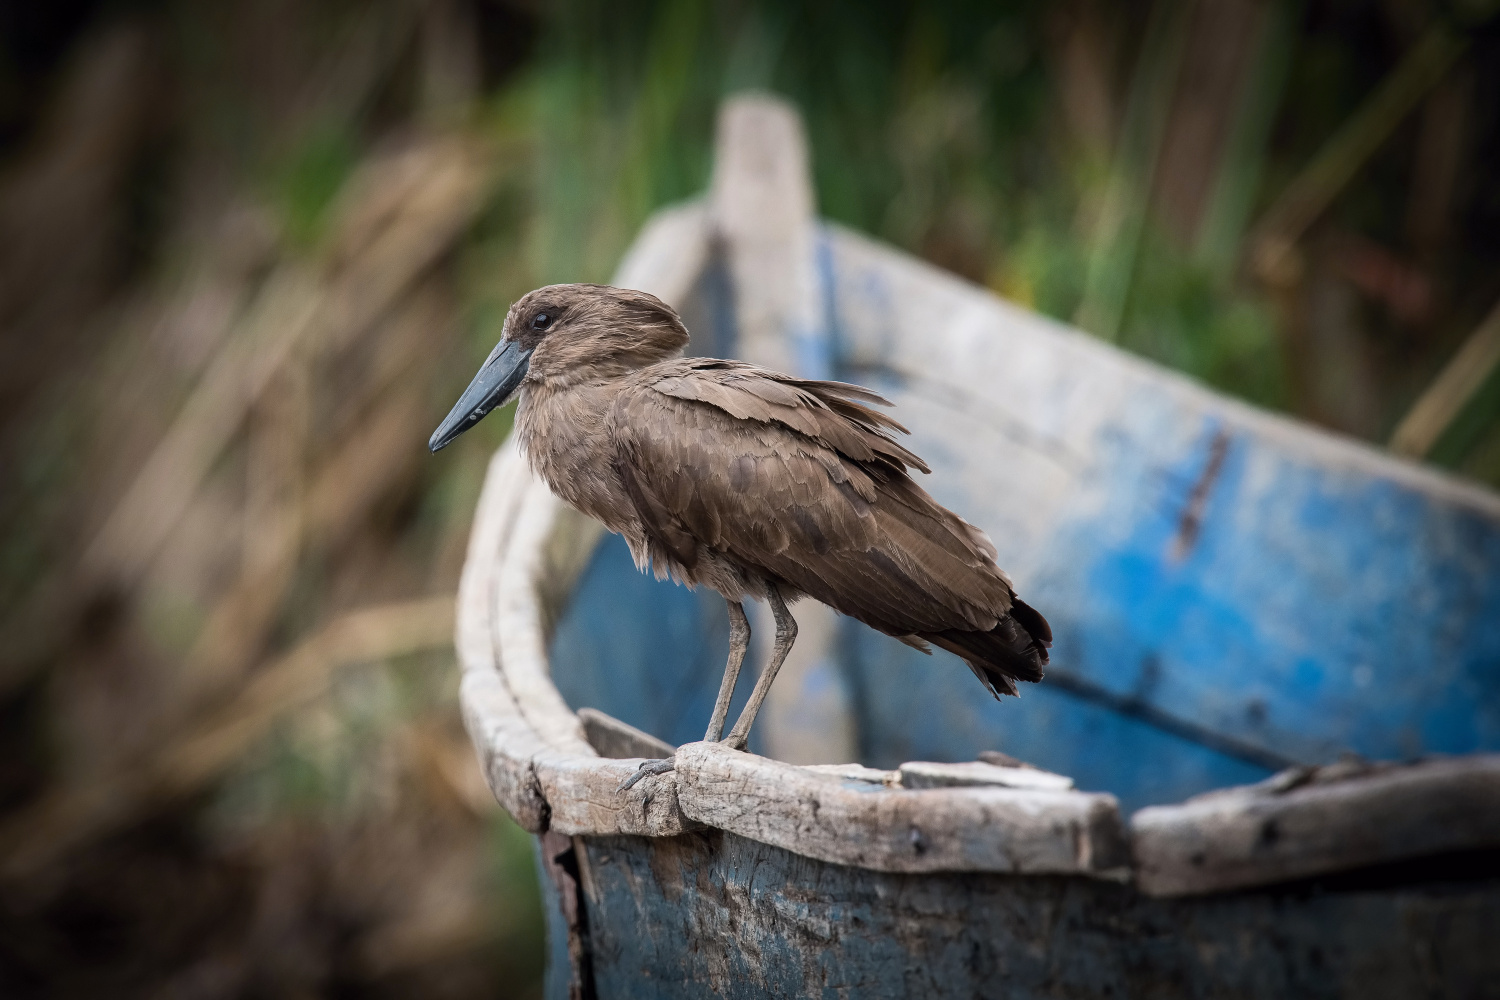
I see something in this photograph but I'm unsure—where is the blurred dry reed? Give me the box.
[0,2,543,995]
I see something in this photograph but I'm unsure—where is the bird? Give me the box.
[429,283,1051,787]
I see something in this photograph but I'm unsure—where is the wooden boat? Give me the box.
[456,97,1500,999]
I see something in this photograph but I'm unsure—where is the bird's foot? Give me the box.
[618,756,676,792]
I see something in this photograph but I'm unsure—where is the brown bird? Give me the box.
[430,283,1050,786]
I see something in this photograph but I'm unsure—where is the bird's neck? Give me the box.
[514,377,631,529]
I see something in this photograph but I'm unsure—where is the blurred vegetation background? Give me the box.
[1,0,1498,995]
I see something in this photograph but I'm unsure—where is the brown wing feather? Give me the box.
[613,452,698,569]
[608,359,1048,697]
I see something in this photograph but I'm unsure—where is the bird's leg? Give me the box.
[620,599,751,792]
[723,586,797,752]
[703,599,750,742]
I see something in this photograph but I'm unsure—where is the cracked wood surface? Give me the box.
[1132,754,1500,896]
[578,706,677,760]
[673,741,1128,876]
[898,759,1075,791]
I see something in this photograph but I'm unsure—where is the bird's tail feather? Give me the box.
[921,600,1051,699]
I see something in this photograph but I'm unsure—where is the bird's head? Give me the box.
[428,283,688,453]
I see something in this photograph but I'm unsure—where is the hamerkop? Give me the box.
[430,283,1050,786]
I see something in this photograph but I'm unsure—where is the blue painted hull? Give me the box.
[543,829,1500,1000]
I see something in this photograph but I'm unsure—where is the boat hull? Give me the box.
[544,829,1500,1000]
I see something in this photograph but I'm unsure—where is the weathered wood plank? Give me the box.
[577,828,1500,1000]
[799,763,898,785]
[578,707,677,760]
[459,671,551,832]
[536,753,697,838]
[708,94,818,375]
[673,741,1128,875]
[899,760,1074,791]
[463,673,696,837]
[453,440,530,700]
[494,482,595,755]
[454,439,557,833]
[1131,754,1500,896]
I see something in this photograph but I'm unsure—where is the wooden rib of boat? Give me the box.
[457,96,1500,999]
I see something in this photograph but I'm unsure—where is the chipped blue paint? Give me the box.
[1033,416,1500,767]
[568,830,1500,999]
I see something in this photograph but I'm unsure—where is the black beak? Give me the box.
[429,339,533,453]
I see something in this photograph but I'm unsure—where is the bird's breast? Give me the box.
[516,382,640,536]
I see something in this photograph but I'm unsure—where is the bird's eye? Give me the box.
[531,312,552,332]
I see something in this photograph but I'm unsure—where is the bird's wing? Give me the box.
[606,360,1017,637]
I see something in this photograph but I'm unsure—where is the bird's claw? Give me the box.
[618,756,676,792]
